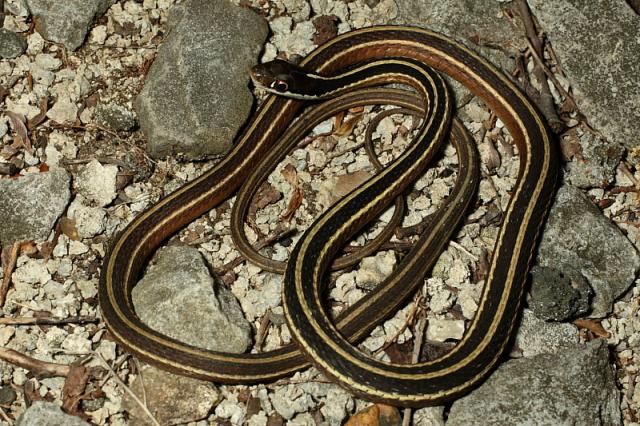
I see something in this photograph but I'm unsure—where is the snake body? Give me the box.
[99,26,558,406]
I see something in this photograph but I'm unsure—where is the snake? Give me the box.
[99,26,558,407]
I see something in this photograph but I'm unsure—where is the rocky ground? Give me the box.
[0,0,639,425]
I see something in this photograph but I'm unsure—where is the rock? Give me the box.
[513,309,579,358]
[0,169,70,246]
[355,251,396,290]
[413,406,445,426]
[93,102,137,132]
[26,0,116,51]
[0,28,27,58]
[426,318,465,342]
[74,160,118,207]
[0,386,17,405]
[448,340,621,426]
[122,365,220,426]
[46,95,79,124]
[16,401,89,426]
[132,245,252,353]
[565,132,625,188]
[135,0,268,159]
[528,0,640,149]
[66,199,106,238]
[537,185,640,317]
[529,265,591,321]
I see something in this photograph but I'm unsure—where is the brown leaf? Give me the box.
[280,164,302,222]
[280,187,302,222]
[245,395,262,419]
[1,242,20,306]
[559,129,583,161]
[335,170,371,197]
[345,404,380,426]
[316,135,338,153]
[248,182,283,228]
[334,112,363,138]
[345,404,402,426]
[19,241,38,256]
[572,319,611,339]
[26,72,33,92]
[312,15,339,45]
[27,97,49,130]
[384,340,413,364]
[61,362,90,415]
[280,164,298,186]
[23,380,43,406]
[0,86,8,104]
[482,137,501,171]
[254,182,282,210]
[60,217,80,241]
[6,111,33,153]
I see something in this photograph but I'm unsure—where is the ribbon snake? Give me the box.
[99,26,559,406]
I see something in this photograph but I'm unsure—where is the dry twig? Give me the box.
[402,311,428,426]
[0,347,71,377]
[0,315,98,326]
[0,242,20,307]
[515,0,564,133]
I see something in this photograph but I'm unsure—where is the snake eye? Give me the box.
[270,80,289,92]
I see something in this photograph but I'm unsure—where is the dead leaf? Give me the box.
[6,111,33,153]
[312,14,339,45]
[26,72,33,92]
[60,217,80,241]
[280,164,303,222]
[248,182,283,228]
[334,170,371,197]
[334,112,363,138]
[384,340,413,364]
[19,241,38,256]
[254,182,282,210]
[0,86,8,104]
[27,97,49,130]
[23,380,43,406]
[316,135,338,153]
[345,404,401,426]
[572,318,611,339]
[0,242,20,306]
[281,164,298,186]
[61,362,90,416]
[559,130,583,161]
[345,404,380,426]
[280,188,303,222]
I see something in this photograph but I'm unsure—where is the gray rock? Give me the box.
[132,245,252,353]
[0,169,71,246]
[513,309,579,358]
[16,401,89,426]
[27,0,115,51]
[537,185,640,317]
[528,0,640,149]
[94,103,137,132]
[122,365,220,426]
[448,340,621,426]
[0,385,17,405]
[565,132,625,188]
[393,0,524,105]
[529,265,592,321]
[135,0,268,160]
[0,28,27,58]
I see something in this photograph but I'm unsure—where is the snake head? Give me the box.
[250,59,318,99]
